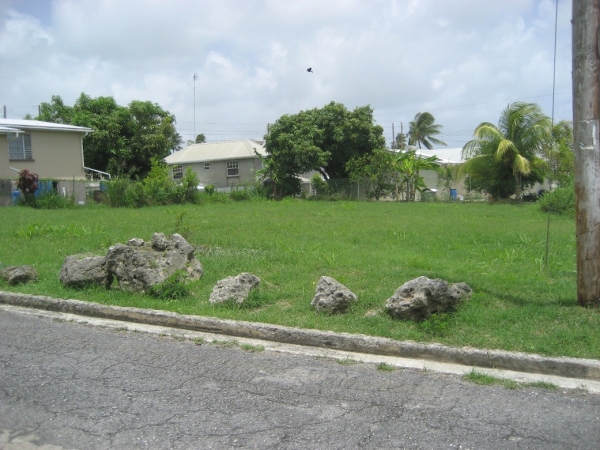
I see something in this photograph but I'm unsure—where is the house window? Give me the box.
[227,160,239,177]
[172,165,183,179]
[204,162,210,171]
[8,133,33,160]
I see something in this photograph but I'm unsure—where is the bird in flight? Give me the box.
[307,68,313,73]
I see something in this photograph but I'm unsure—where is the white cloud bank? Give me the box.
[1,0,573,148]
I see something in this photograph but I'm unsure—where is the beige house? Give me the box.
[0,119,92,179]
[0,119,93,204]
[164,139,266,190]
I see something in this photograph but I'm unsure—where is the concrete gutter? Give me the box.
[2,290,600,382]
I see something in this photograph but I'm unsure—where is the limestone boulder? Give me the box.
[1,265,38,285]
[209,273,260,304]
[59,254,109,288]
[105,233,203,292]
[386,276,472,321]
[311,276,357,314]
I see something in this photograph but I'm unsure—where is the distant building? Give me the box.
[0,119,92,180]
[164,139,266,190]
[0,119,94,205]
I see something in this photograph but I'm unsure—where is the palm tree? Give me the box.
[460,102,550,200]
[408,112,447,149]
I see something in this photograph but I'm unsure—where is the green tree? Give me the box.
[265,102,385,195]
[37,93,181,179]
[393,150,439,201]
[460,102,551,200]
[544,120,574,187]
[391,132,407,150]
[437,165,454,201]
[346,149,394,200]
[408,112,447,149]
[195,133,206,143]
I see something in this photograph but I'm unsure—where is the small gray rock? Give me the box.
[1,265,38,285]
[386,276,472,321]
[311,276,357,314]
[209,273,260,304]
[59,254,109,288]
[151,233,169,251]
[128,238,145,247]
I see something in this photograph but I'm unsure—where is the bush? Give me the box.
[538,183,575,216]
[17,169,38,195]
[230,188,252,201]
[32,192,77,209]
[104,177,133,207]
[105,163,201,207]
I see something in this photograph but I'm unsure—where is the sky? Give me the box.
[0,0,573,154]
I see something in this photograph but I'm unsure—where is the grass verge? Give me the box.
[463,370,558,390]
[0,200,596,359]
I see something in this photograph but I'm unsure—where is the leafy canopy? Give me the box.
[408,112,447,150]
[264,102,385,194]
[37,93,181,179]
[460,102,551,200]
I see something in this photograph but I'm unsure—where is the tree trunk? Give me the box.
[515,173,521,201]
[573,0,600,306]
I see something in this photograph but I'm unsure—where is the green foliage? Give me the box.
[31,192,77,209]
[408,112,447,149]
[376,362,395,372]
[37,93,181,179]
[265,101,385,196]
[195,133,206,143]
[391,150,439,201]
[148,271,190,300]
[240,343,265,352]
[544,121,574,187]
[419,313,452,336]
[16,220,104,238]
[204,184,215,195]
[229,187,252,202]
[437,165,454,201]
[347,149,394,200]
[180,167,200,203]
[460,102,551,200]
[103,162,200,207]
[463,370,520,389]
[538,183,575,216]
[311,173,330,197]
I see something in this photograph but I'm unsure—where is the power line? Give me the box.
[372,92,570,117]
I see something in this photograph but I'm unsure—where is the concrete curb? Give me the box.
[2,290,600,381]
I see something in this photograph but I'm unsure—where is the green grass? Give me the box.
[376,362,396,372]
[463,370,558,390]
[0,200,597,359]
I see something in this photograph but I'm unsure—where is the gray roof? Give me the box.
[165,139,267,165]
[0,119,92,133]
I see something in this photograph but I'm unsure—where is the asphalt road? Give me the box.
[1,309,599,450]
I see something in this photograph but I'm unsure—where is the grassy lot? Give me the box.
[1,199,597,359]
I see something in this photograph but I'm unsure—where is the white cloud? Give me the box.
[0,0,574,148]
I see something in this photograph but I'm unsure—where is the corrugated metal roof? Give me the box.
[164,139,267,164]
[417,148,465,164]
[0,125,22,133]
[0,119,92,133]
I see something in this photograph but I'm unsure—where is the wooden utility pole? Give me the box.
[573,0,600,306]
